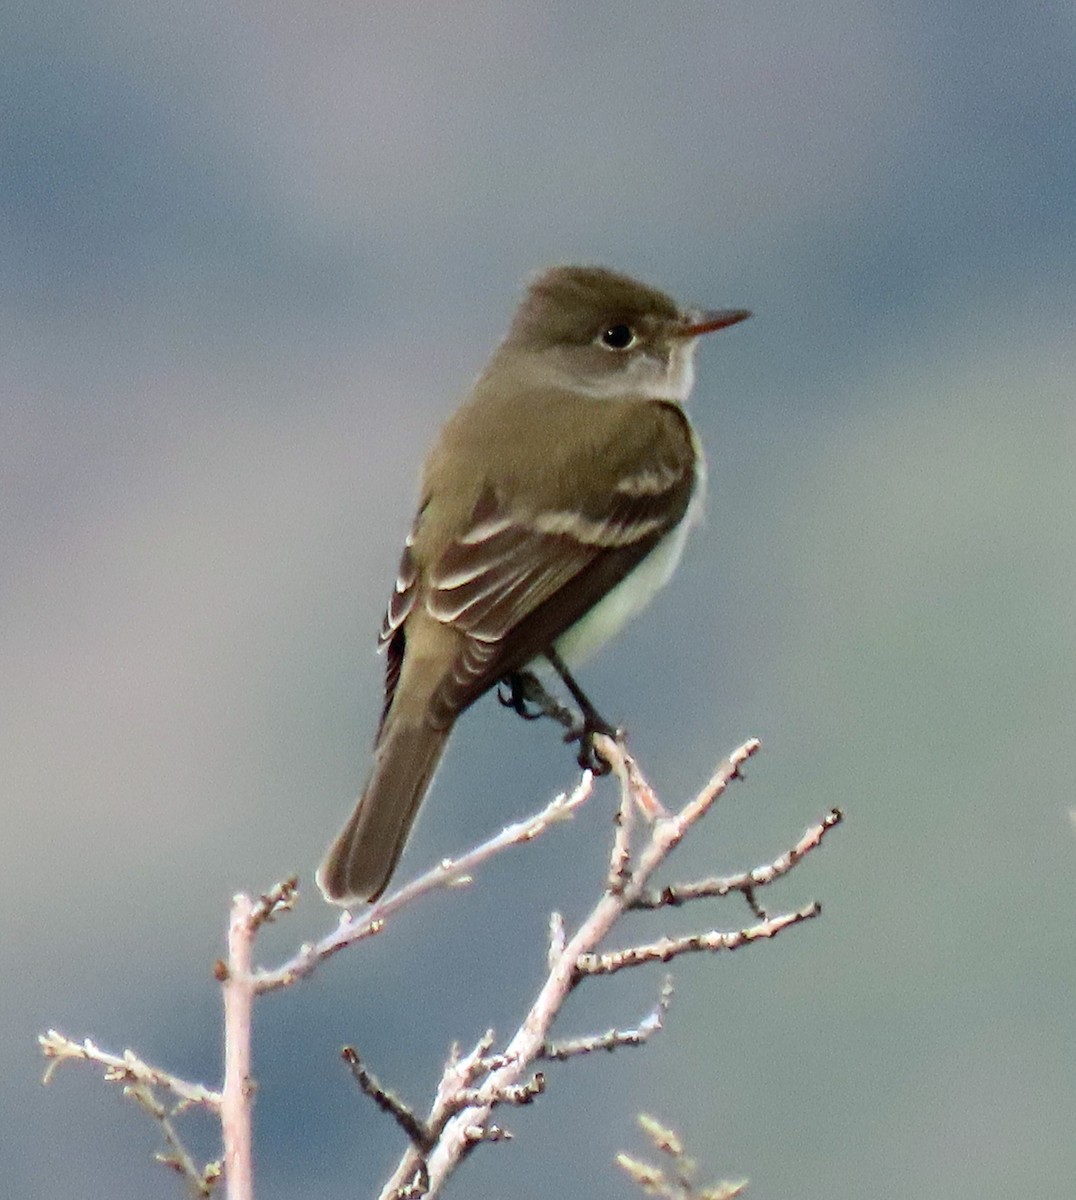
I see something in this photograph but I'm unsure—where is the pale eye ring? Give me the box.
[599,323,636,351]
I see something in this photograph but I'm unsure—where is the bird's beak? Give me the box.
[677,308,752,337]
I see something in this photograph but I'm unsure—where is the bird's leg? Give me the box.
[497,671,578,730]
[543,647,621,775]
[498,671,544,720]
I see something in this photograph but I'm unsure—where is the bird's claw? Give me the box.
[564,719,621,775]
[497,673,544,720]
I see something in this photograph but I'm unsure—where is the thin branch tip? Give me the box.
[40,735,840,1200]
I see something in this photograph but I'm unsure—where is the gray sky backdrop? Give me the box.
[3,3,1074,1198]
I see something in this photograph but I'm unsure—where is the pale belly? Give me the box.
[549,505,697,668]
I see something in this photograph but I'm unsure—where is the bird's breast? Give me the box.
[551,455,706,668]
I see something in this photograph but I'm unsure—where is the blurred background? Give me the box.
[3,2,1074,1197]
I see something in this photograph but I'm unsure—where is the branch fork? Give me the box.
[39,736,841,1200]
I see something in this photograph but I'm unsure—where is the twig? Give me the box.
[438,1072,548,1114]
[254,773,594,993]
[221,894,256,1200]
[631,809,843,909]
[384,739,767,1198]
[249,877,299,926]
[343,1047,434,1154]
[607,739,638,892]
[40,733,840,1200]
[575,903,821,977]
[547,911,567,969]
[132,1084,220,1198]
[39,1031,221,1110]
[38,1031,220,1196]
[542,976,674,1060]
[618,1113,748,1199]
[373,1027,534,1197]
[602,732,665,820]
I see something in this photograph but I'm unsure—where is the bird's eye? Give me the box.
[599,324,636,350]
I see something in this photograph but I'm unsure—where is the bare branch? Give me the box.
[547,911,567,969]
[542,976,674,1060]
[631,809,843,910]
[253,773,594,994]
[499,1073,546,1105]
[38,1031,220,1196]
[221,893,257,1200]
[40,732,839,1200]
[599,732,666,820]
[395,739,772,1196]
[39,1031,221,1110]
[249,877,299,927]
[343,1047,434,1154]
[575,903,821,977]
[441,1072,549,1114]
[618,1113,749,1199]
[606,738,638,893]
[132,1085,220,1198]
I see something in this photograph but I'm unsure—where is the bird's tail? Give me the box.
[317,714,450,905]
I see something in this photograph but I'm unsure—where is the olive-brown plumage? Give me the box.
[317,266,749,905]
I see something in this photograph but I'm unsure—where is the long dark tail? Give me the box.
[317,716,450,905]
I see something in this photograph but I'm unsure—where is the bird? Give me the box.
[317,265,750,905]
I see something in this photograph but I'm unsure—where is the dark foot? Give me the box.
[542,646,623,774]
[563,703,622,774]
[498,672,579,732]
[497,672,545,720]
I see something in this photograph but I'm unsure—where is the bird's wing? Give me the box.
[415,401,699,724]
